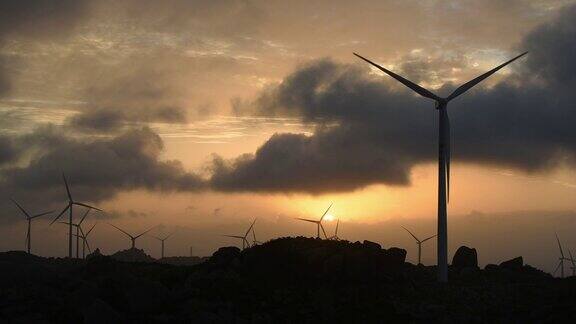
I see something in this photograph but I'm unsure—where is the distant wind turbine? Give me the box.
[50,173,102,258]
[554,234,567,278]
[251,226,263,246]
[11,199,53,254]
[223,219,256,249]
[329,219,340,240]
[402,226,436,265]
[296,203,333,239]
[108,223,156,249]
[568,249,576,277]
[152,233,174,259]
[354,51,527,282]
[80,222,97,258]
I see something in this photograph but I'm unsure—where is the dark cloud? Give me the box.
[210,4,576,193]
[0,127,205,222]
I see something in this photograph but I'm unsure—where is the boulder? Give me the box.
[452,246,478,268]
[210,247,241,265]
[363,240,381,250]
[499,257,523,270]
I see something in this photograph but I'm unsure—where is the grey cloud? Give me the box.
[210,4,576,193]
[0,127,205,222]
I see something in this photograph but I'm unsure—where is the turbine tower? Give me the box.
[402,226,436,265]
[354,52,527,282]
[57,209,93,258]
[568,249,576,277]
[152,233,174,259]
[296,203,333,239]
[223,219,257,249]
[11,199,53,254]
[80,222,97,258]
[108,223,156,249]
[251,226,263,246]
[51,173,102,258]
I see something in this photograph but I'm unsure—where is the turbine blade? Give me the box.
[31,210,55,219]
[223,235,244,239]
[401,226,420,242]
[320,223,328,239]
[421,234,437,243]
[86,222,97,236]
[443,111,451,203]
[108,223,133,239]
[245,219,257,237]
[320,203,333,222]
[335,219,340,236]
[553,261,562,275]
[62,173,72,202]
[10,198,31,218]
[353,53,441,101]
[296,218,319,224]
[78,208,91,225]
[134,225,157,239]
[74,202,102,212]
[85,238,91,254]
[569,249,576,267]
[50,204,70,225]
[556,233,565,258]
[447,52,528,101]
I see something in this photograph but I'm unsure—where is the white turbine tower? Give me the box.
[402,226,436,265]
[354,51,527,282]
[296,203,333,239]
[11,199,53,254]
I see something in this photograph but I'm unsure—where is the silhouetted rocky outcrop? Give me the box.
[110,248,155,263]
[0,238,575,322]
[452,246,478,268]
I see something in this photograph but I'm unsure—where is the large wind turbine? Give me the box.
[11,199,53,254]
[402,226,437,265]
[152,233,174,259]
[296,203,333,239]
[354,52,527,282]
[108,223,156,249]
[223,219,257,249]
[50,173,102,258]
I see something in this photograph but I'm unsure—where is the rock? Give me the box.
[386,247,407,265]
[363,240,381,250]
[110,248,155,263]
[499,257,523,270]
[452,246,478,268]
[211,247,241,265]
[86,248,103,259]
[484,264,499,271]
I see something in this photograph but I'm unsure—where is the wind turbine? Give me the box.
[50,173,102,258]
[57,208,92,258]
[296,203,333,239]
[554,233,566,278]
[108,223,156,249]
[354,51,527,282]
[402,226,437,265]
[329,219,340,240]
[568,249,576,277]
[223,219,256,249]
[80,222,97,258]
[152,233,174,259]
[10,199,53,254]
[251,226,263,246]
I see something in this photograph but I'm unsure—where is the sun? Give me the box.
[324,213,335,221]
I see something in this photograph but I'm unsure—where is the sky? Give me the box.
[1,0,576,273]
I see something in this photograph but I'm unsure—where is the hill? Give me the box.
[1,237,575,322]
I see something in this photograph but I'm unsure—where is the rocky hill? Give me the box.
[1,237,575,322]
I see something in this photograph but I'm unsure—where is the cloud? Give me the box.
[210,4,576,193]
[0,127,206,222]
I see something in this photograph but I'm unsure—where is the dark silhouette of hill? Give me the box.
[1,237,575,322]
[110,248,155,263]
